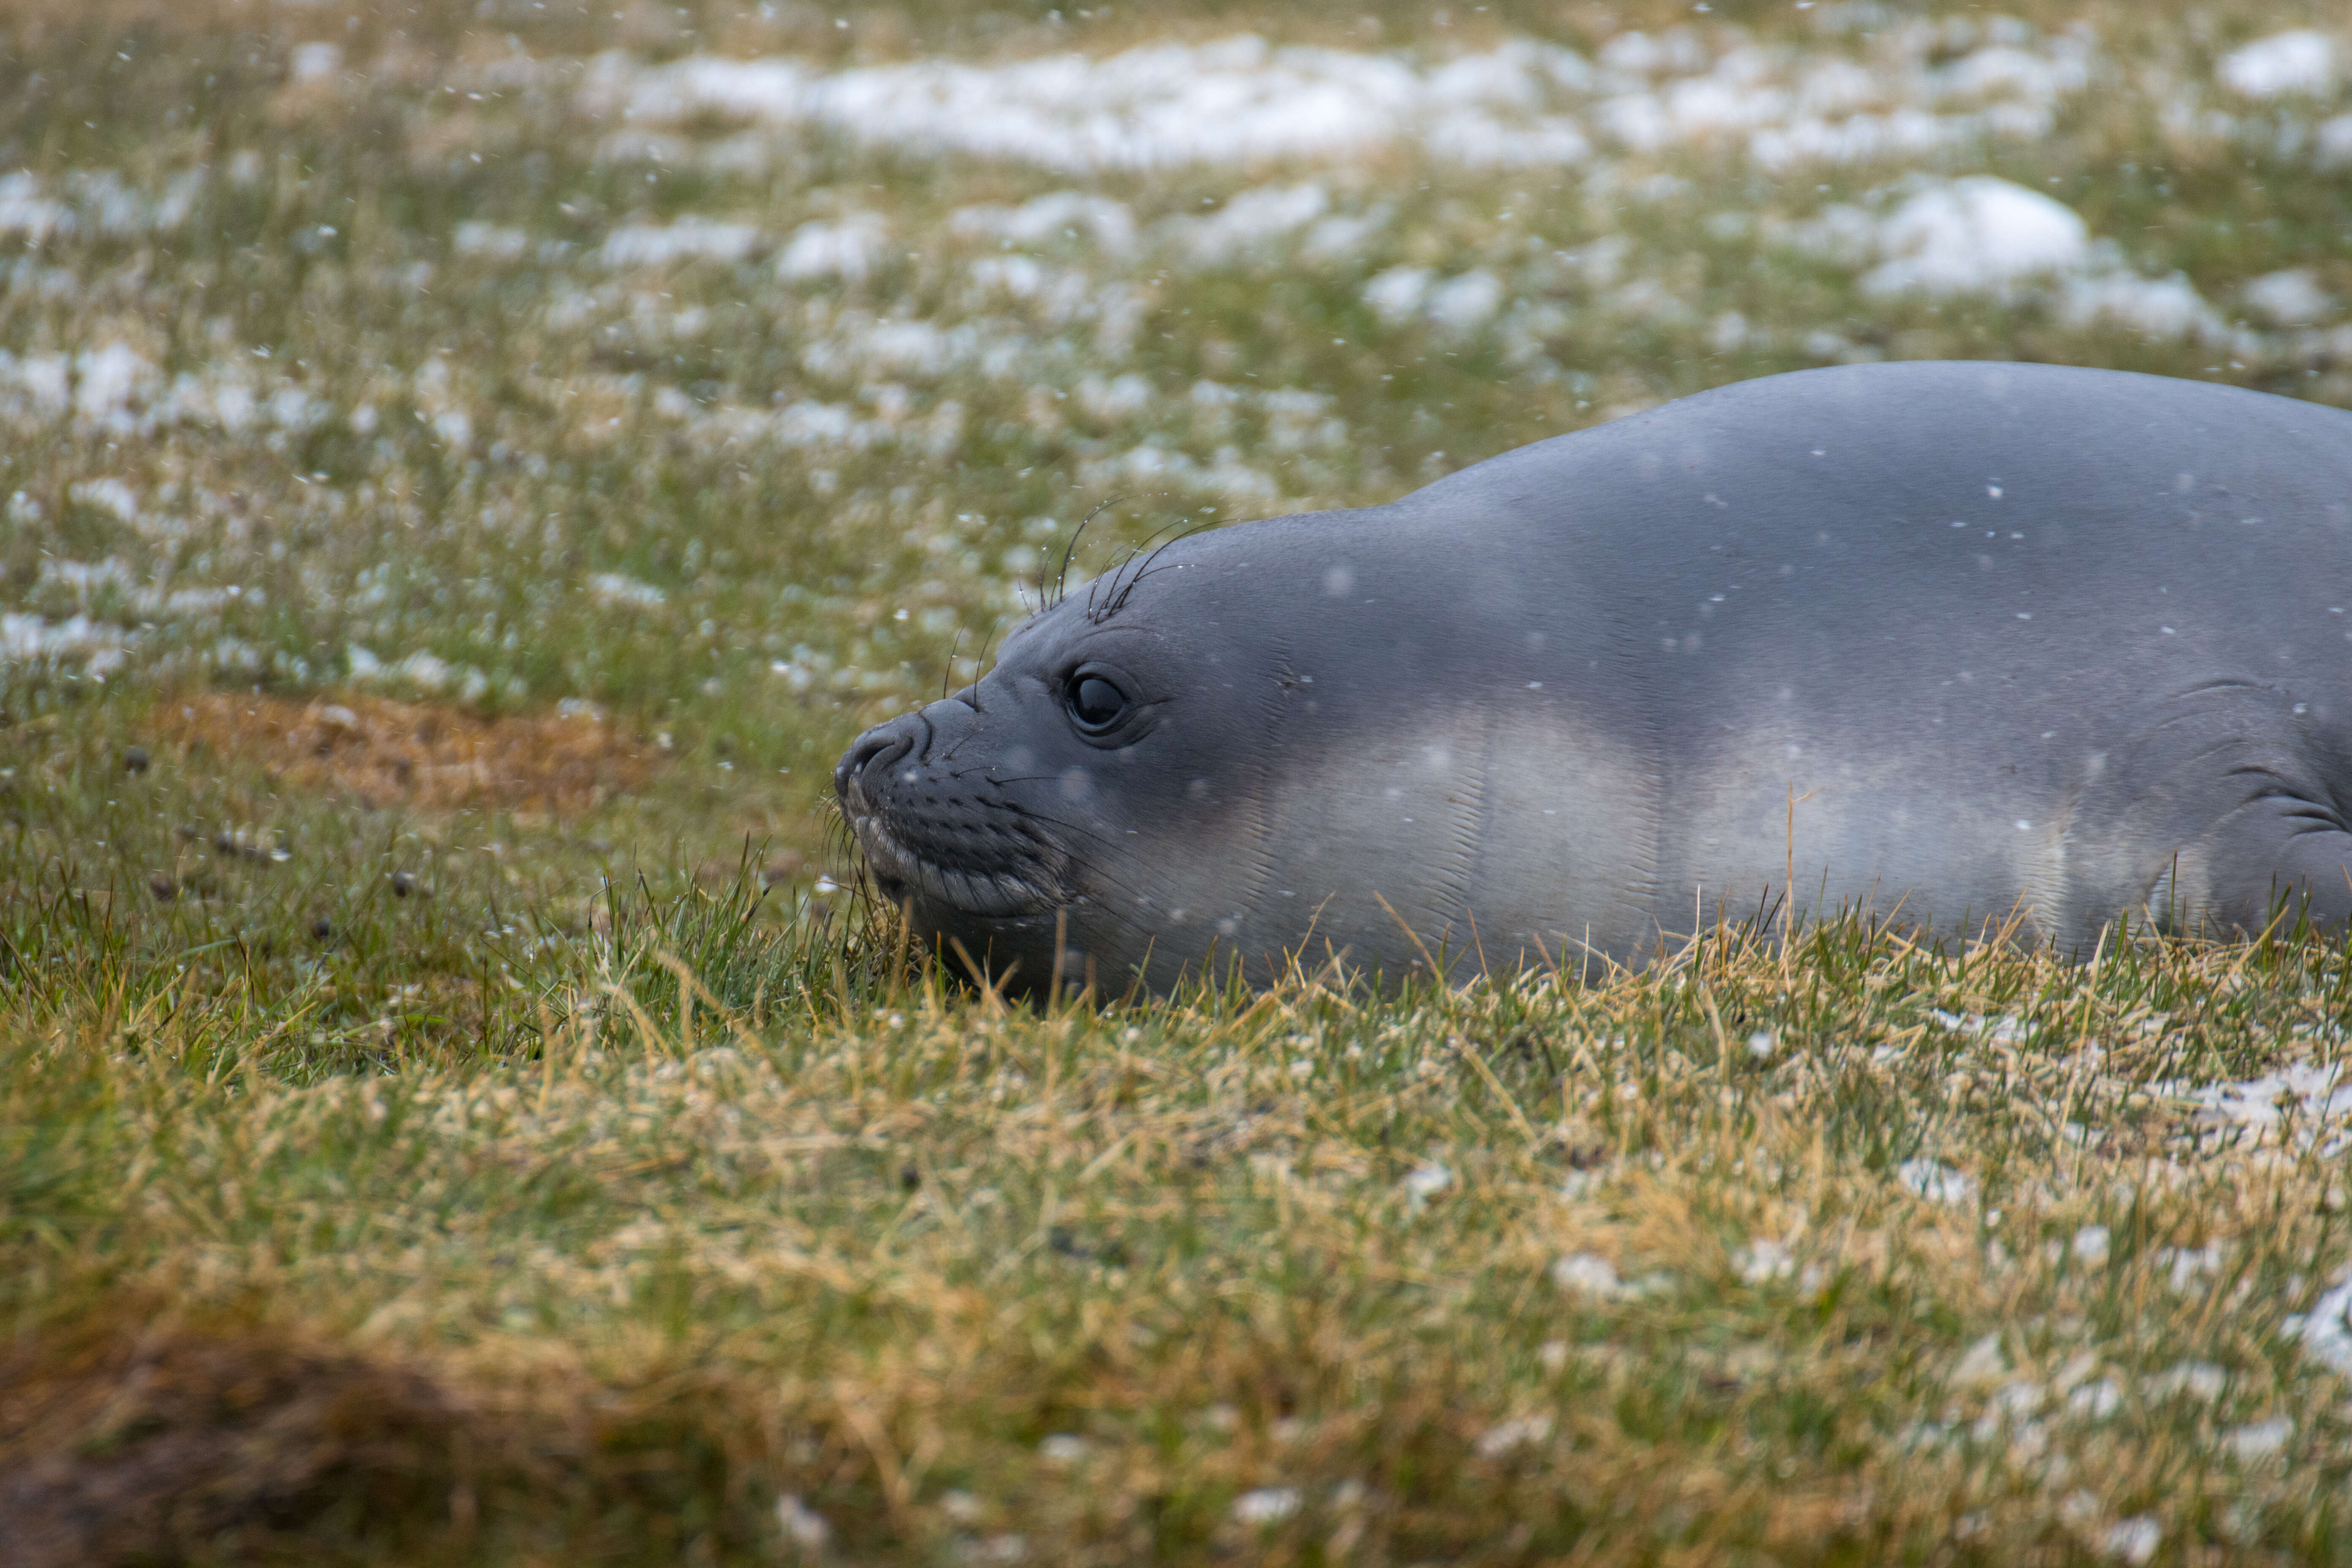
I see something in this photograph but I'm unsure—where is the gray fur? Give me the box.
[836,361,2352,991]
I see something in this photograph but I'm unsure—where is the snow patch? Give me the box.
[2242,267,2335,326]
[949,191,1138,254]
[2223,1416,2293,1461]
[2294,1278,2352,1376]
[2057,267,2228,340]
[1399,1159,1451,1211]
[68,477,141,525]
[1075,441,1277,503]
[1732,1238,1797,1284]
[587,572,667,608]
[1923,1006,2038,1045]
[1551,1251,1631,1298]
[1859,177,2087,297]
[1171,182,1329,265]
[1231,1487,1301,1525]
[1807,179,2235,343]
[290,42,345,84]
[0,612,129,676]
[2143,1361,2227,1401]
[776,214,888,281]
[0,344,329,437]
[1474,1415,1554,1458]
[1362,265,1505,332]
[2163,1061,2352,1138]
[596,36,1598,172]
[0,167,204,244]
[2218,30,2340,100]
[2319,115,2352,167]
[0,172,76,243]
[1076,373,1154,420]
[1895,1159,1975,1206]
[598,217,761,267]
[454,221,532,260]
[583,26,2106,179]
[2101,1516,2161,1565]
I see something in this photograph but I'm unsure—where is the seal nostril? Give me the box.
[836,721,918,799]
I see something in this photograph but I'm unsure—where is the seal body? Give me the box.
[836,361,2352,991]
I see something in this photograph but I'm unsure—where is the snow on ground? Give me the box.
[774,215,890,281]
[585,23,2098,175]
[2219,30,2340,100]
[1785,175,2248,345]
[587,573,667,609]
[1170,182,1332,265]
[0,167,205,242]
[598,217,762,267]
[2160,1061,2352,1153]
[1858,177,2087,297]
[950,192,1138,255]
[9,17,2352,698]
[2242,267,2336,326]
[2147,1044,2352,1389]
[453,220,532,260]
[345,645,499,702]
[588,36,1591,171]
[0,613,130,677]
[0,344,331,438]
[552,21,2352,189]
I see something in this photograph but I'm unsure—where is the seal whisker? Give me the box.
[1091,520,1214,624]
[939,626,963,705]
[991,805,1157,873]
[1052,499,1116,610]
[964,614,1015,714]
[1085,507,1194,623]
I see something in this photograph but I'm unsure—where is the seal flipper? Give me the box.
[2091,680,2352,936]
[2181,774,2352,933]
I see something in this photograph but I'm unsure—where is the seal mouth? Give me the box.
[840,774,1065,920]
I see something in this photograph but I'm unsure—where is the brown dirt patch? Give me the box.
[0,1314,476,1568]
[0,1303,843,1566]
[157,693,662,818]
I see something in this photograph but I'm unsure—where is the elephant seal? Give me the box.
[836,361,2352,992]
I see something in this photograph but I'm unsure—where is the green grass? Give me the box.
[6,0,2352,1560]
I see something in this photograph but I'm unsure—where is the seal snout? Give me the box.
[833,707,1067,923]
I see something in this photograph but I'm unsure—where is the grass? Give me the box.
[5,0,2352,1560]
[15,910,2352,1563]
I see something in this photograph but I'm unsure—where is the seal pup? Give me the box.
[836,361,2352,992]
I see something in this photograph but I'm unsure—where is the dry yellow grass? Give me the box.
[6,913,2350,1563]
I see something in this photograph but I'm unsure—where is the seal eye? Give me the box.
[1069,675,1128,732]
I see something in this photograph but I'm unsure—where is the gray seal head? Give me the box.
[837,361,2352,993]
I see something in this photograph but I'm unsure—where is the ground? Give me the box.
[5,1,2352,1562]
